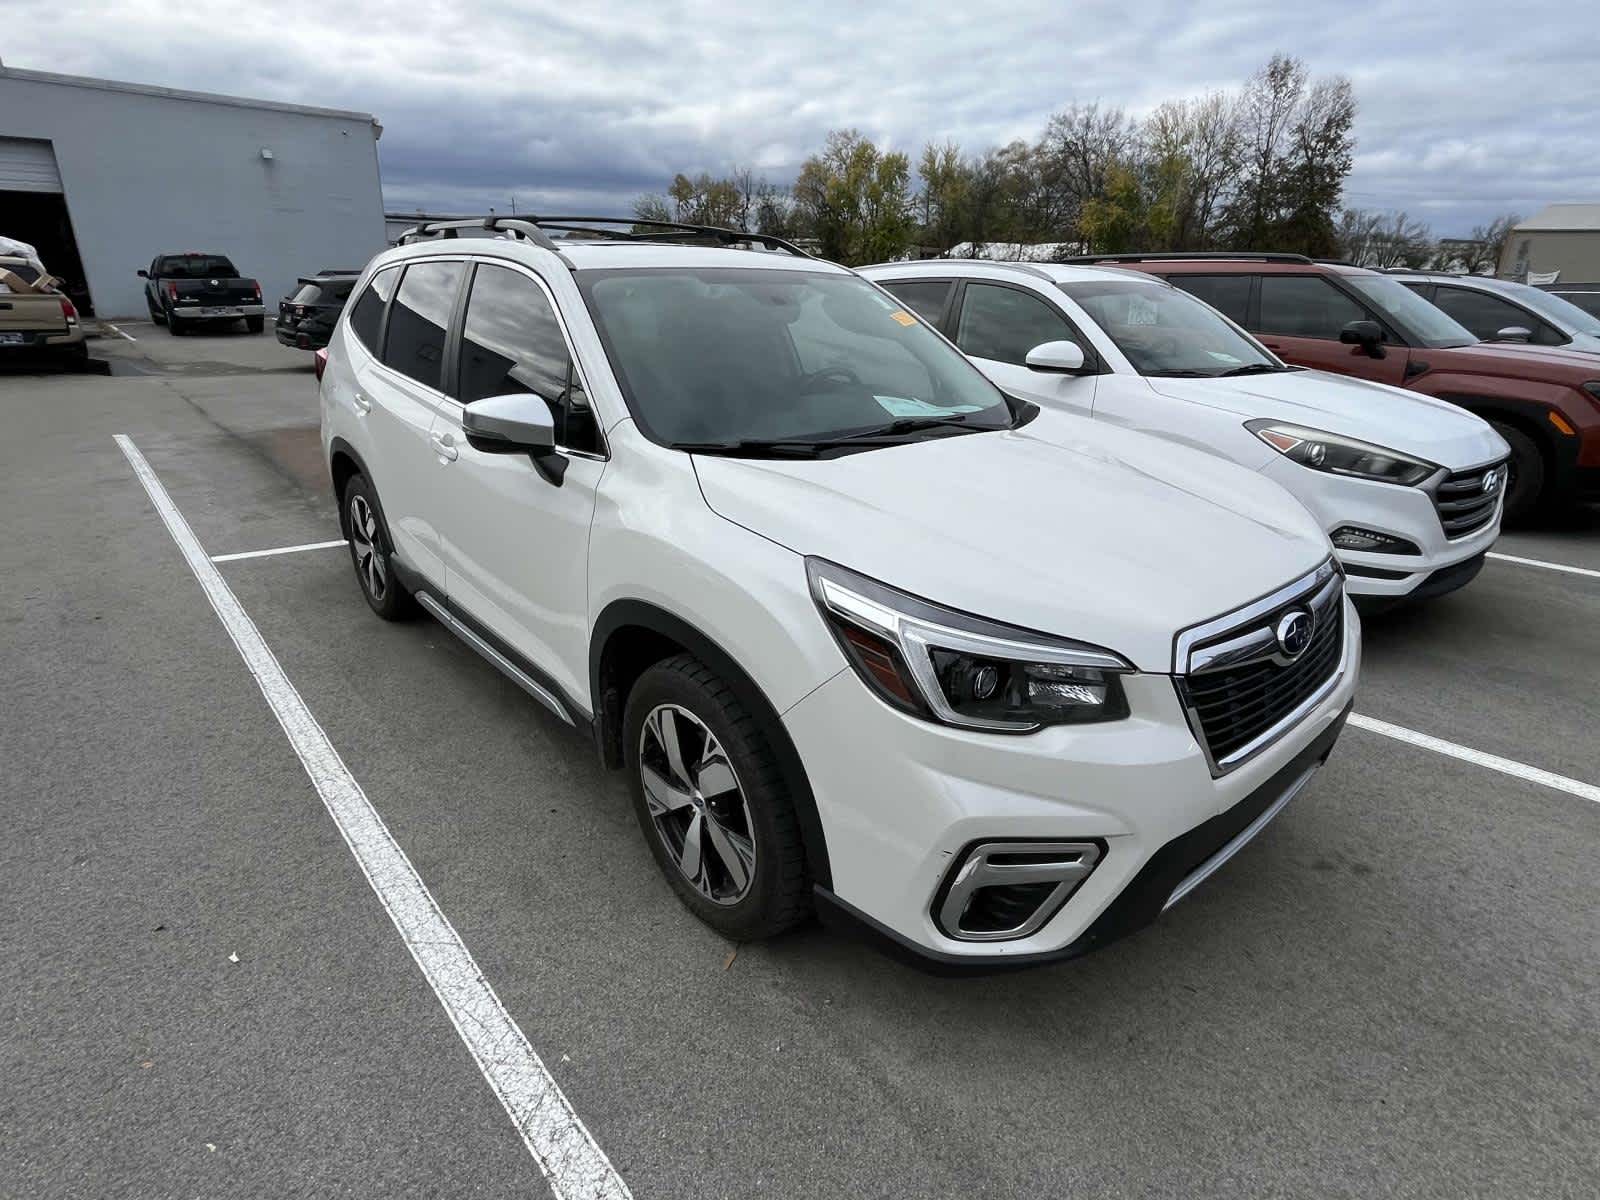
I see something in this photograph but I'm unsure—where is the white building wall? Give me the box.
[0,68,386,316]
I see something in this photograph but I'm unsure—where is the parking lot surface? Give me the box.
[4,328,1598,1199]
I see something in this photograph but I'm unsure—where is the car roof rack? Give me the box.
[395,214,811,262]
[1056,251,1315,265]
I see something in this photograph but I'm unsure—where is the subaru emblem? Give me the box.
[1275,609,1313,659]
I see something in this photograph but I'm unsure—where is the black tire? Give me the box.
[623,654,810,941]
[246,316,265,334]
[339,474,416,620]
[168,313,187,336]
[148,298,166,325]
[1490,421,1545,523]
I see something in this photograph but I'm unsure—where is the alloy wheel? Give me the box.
[348,493,387,602]
[638,704,757,905]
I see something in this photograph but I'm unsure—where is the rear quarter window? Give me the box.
[346,266,400,354]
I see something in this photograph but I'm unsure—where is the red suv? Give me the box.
[1074,254,1600,519]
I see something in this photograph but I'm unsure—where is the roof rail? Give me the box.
[396,214,811,260]
[1056,251,1315,265]
[924,257,1058,282]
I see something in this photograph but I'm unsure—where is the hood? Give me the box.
[1429,340,1600,384]
[693,410,1330,672]
[1145,369,1509,468]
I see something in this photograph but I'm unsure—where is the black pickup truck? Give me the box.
[138,253,266,335]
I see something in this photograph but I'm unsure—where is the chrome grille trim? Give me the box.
[1426,457,1507,540]
[1172,559,1348,778]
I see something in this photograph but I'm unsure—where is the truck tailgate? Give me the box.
[0,292,66,336]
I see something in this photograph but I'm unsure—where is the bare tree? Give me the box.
[1337,208,1433,267]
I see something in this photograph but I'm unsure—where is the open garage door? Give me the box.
[0,137,64,193]
[0,138,93,315]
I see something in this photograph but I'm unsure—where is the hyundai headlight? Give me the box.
[807,558,1132,732]
[1246,420,1436,487]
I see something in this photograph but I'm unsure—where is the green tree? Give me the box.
[1078,164,1146,253]
[792,130,915,264]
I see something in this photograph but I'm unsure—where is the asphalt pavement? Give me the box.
[2,326,1596,1199]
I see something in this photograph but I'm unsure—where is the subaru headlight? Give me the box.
[1246,420,1435,486]
[807,558,1132,732]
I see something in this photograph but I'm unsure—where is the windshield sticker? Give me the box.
[889,310,918,327]
[873,395,985,418]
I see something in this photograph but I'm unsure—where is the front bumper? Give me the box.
[784,597,1361,968]
[171,304,266,319]
[1259,456,1501,599]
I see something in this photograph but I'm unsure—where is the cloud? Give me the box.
[7,0,1593,233]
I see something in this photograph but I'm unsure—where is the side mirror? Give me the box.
[1338,320,1387,359]
[1024,340,1087,374]
[137,269,149,279]
[1493,326,1532,343]
[462,393,557,456]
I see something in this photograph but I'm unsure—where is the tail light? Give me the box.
[60,297,79,324]
[167,282,179,301]
[252,282,262,301]
[314,348,329,382]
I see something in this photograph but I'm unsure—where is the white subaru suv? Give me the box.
[860,260,1510,606]
[318,217,1359,970]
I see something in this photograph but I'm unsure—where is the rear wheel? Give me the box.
[246,315,265,334]
[624,655,810,941]
[1490,421,1545,523]
[147,297,166,325]
[340,474,416,620]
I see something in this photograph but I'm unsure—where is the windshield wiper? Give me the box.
[671,439,827,458]
[673,416,980,459]
[1218,363,1291,377]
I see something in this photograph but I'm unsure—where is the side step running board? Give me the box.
[415,591,574,726]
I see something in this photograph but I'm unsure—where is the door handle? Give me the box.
[429,430,459,462]
[352,392,372,414]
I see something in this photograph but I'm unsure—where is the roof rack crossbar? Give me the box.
[396,214,811,259]
[1056,251,1315,265]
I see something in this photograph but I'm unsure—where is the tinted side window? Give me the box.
[1552,291,1600,318]
[956,283,1076,365]
[383,261,465,389]
[1433,287,1563,346]
[459,264,600,453]
[1257,275,1367,338]
[347,266,399,354]
[1170,274,1252,324]
[880,280,954,326]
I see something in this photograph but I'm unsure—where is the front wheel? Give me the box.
[623,655,810,941]
[1490,421,1545,523]
[340,475,415,620]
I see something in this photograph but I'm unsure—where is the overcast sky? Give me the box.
[9,1,1595,235]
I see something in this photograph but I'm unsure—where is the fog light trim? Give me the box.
[935,840,1103,942]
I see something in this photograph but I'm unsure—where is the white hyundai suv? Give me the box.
[319,216,1359,970]
[860,260,1510,606]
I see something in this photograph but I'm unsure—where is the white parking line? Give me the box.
[1350,713,1600,805]
[102,322,138,343]
[1487,551,1600,581]
[211,538,347,563]
[113,435,631,1200]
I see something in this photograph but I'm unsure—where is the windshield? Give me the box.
[1058,278,1280,377]
[1499,281,1600,336]
[1342,274,1474,347]
[577,267,1013,448]
[158,255,239,279]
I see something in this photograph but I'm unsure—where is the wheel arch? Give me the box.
[328,436,371,506]
[591,598,833,890]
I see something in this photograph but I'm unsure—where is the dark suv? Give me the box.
[1078,254,1600,519]
[275,271,359,351]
